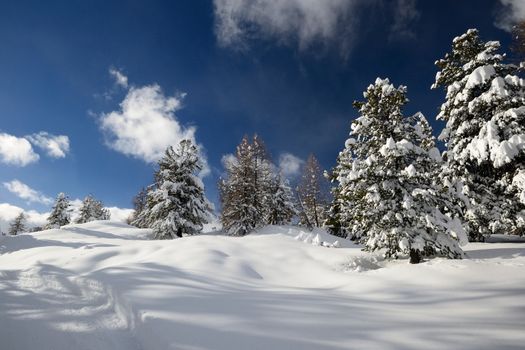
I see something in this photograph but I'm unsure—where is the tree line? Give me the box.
[6,194,110,235]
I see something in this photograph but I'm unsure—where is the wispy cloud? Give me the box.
[109,68,129,88]
[27,132,70,158]
[213,0,365,55]
[3,180,53,205]
[0,132,40,166]
[495,0,525,31]
[389,0,420,41]
[278,152,304,178]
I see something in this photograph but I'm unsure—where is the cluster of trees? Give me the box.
[218,135,296,236]
[327,28,525,262]
[6,193,111,235]
[130,136,330,238]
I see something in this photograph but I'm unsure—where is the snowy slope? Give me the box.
[1,221,524,350]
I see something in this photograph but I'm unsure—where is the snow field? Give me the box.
[1,221,524,349]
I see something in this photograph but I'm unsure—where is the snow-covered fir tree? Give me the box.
[45,192,71,229]
[128,187,150,228]
[76,195,111,224]
[432,28,525,239]
[266,174,297,225]
[296,154,328,228]
[9,212,26,235]
[137,140,213,239]
[329,78,466,261]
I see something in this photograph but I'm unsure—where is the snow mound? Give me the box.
[255,225,355,248]
[341,255,384,272]
[61,220,153,240]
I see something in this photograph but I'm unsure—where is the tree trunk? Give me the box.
[409,249,421,264]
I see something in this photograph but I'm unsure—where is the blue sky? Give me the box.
[0,0,522,228]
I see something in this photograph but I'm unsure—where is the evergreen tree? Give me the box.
[138,140,213,239]
[9,212,26,235]
[297,154,328,228]
[330,78,465,261]
[266,174,297,225]
[45,192,71,229]
[76,195,111,224]
[432,28,525,239]
[128,187,150,228]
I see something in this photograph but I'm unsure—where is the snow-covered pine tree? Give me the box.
[9,212,26,235]
[331,78,465,261]
[76,195,111,224]
[297,154,328,228]
[45,192,71,229]
[266,174,297,225]
[432,28,525,239]
[326,140,356,238]
[138,140,212,239]
[128,187,150,228]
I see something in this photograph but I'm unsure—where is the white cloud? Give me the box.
[496,0,525,31]
[26,132,70,158]
[109,68,129,88]
[0,203,48,233]
[3,180,53,205]
[0,133,39,166]
[389,0,420,41]
[278,152,304,178]
[100,81,210,176]
[106,207,134,222]
[221,153,238,169]
[213,0,363,53]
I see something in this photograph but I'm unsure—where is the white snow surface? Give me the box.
[1,221,524,350]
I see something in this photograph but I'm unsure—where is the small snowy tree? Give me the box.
[266,174,297,225]
[76,195,111,224]
[297,154,328,228]
[433,28,525,239]
[128,187,150,228]
[9,212,26,235]
[331,78,465,261]
[138,140,213,239]
[45,192,71,228]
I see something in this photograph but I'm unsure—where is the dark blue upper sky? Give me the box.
[0,0,519,216]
